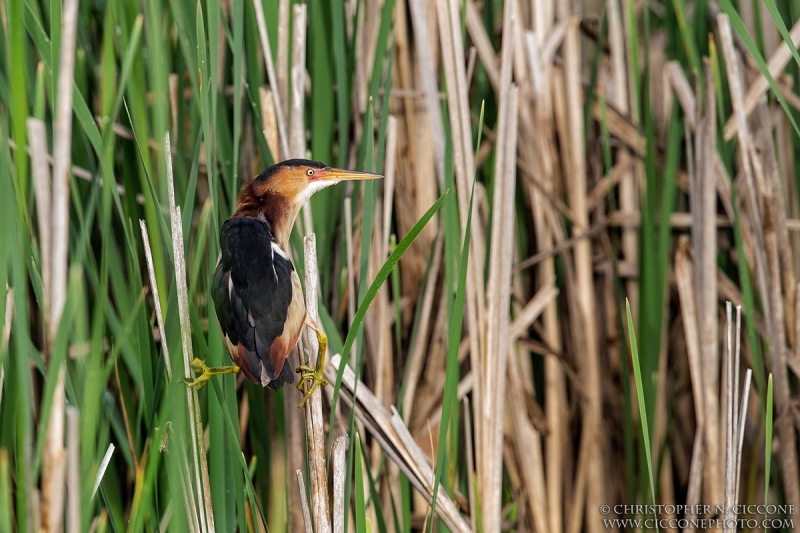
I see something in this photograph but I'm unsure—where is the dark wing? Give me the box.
[211,216,298,388]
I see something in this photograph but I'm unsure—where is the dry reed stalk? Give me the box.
[66,406,79,533]
[407,0,445,187]
[723,305,750,532]
[289,5,314,237]
[722,17,800,140]
[252,0,289,159]
[296,471,313,533]
[401,231,443,417]
[281,10,313,520]
[259,87,281,164]
[540,204,566,533]
[324,354,472,532]
[796,283,800,367]
[180,455,202,533]
[435,1,487,487]
[465,1,500,90]
[165,132,214,532]
[301,235,331,533]
[675,238,706,430]
[774,113,800,283]
[289,4,307,161]
[561,13,604,531]
[49,0,77,343]
[395,0,441,264]
[531,0,554,57]
[718,13,800,511]
[606,0,638,315]
[465,1,515,528]
[169,74,179,138]
[765,213,800,510]
[344,197,357,365]
[693,58,721,504]
[139,221,173,380]
[331,435,349,533]
[373,118,398,518]
[507,284,557,533]
[483,82,518,533]
[758,108,797,350]
[42,1,79,529]
[277,0,290,118]
[462,396,476,532]
[367,120,396,410]
[522,17,566,531]
[383,117,398,251]
[28,119,51,333]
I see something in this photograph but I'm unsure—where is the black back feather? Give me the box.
[211,216,296,388]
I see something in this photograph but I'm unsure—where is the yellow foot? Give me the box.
[182,357,240,389]
[295,364,329,408]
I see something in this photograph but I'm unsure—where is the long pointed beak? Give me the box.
[319,167,383,181]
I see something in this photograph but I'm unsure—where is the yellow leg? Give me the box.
[182,357,240,389]
[295,329,330,408]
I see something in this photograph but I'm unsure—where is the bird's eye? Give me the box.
[306,169,314,177]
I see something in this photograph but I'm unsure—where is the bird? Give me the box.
[183,159,382,407]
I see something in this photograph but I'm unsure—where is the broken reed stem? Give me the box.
[724,304,748,533]
[302,234,331,533]
[332,435,349,533]
[296,471,314,533]
[251,0,289,159]
[165,132,214,531]
[42,0,79,530]
[91,444,115,500]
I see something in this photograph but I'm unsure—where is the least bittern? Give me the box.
[183,159,382,407]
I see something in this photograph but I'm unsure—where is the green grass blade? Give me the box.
[0,449,11,532]
[328,190,448,440]
[626,299,658,524]
[354,433,368,533]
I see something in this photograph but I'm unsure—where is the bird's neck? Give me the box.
[233,187,299,249]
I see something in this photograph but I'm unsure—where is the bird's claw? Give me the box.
[183,358,239,389]
[295,365,329,408]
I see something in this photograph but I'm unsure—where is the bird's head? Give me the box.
[250,159,382,209]
[236,159,383,245]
